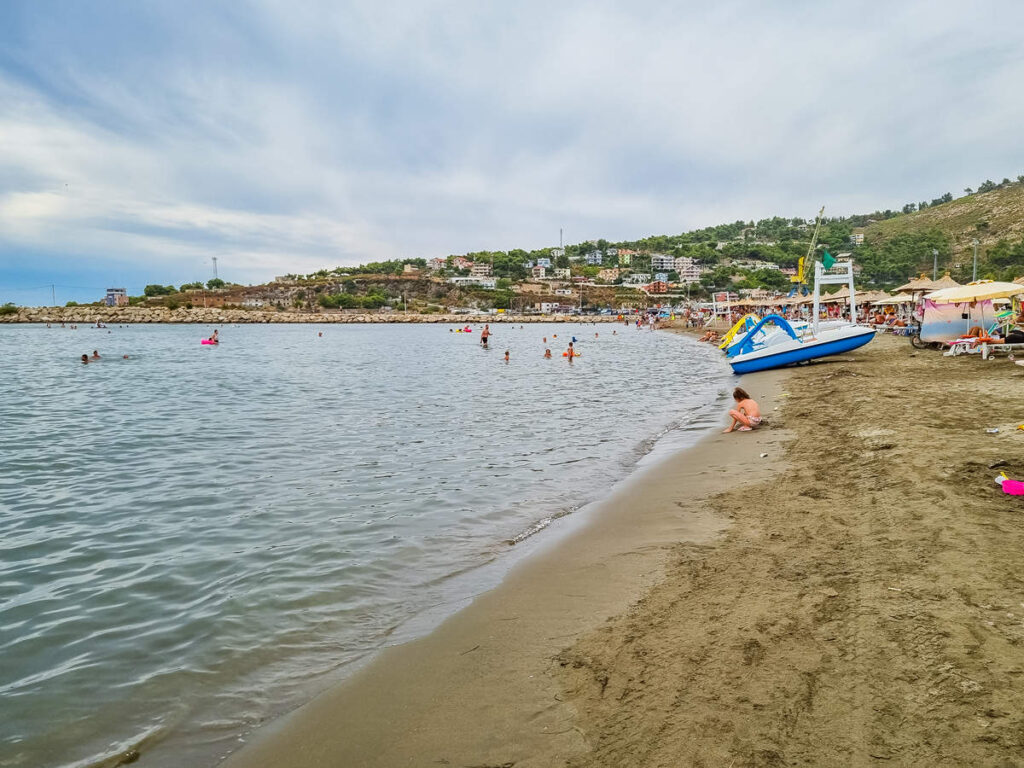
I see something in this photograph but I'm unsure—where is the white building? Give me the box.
[532,265,547,279]
[606,247,618,257]
[585,252,603,266]
[554,288,574,296]
[732,260,780,271]
[447,276,496,289]
[536,257,552,268]
[241,298,266,307]
[654,272,669,282]
[674,256,705,285]
[470,262,493,277]
[553,268,571,279]
[849,233,865,245]
[623,273,652,284]
[549,248,565,258]
[651,254,675,271]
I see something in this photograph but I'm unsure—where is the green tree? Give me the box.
[0,302,17,315]
[206,278,226,289]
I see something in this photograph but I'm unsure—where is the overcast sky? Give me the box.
[2,0,1023,303]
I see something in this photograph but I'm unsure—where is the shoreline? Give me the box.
[0,308,629,325]
[221,360,790,767]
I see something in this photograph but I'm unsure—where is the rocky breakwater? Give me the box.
[1,306,624,324]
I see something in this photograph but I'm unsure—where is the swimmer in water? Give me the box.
[318,331,322,337]
[504,350,510,362]
[544,348,552,358]
[81,354,89,364]
[91,350,101,360]
[567,342,575,360]
[208,329,219,344]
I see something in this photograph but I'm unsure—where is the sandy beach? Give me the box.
[224,333,1024,767]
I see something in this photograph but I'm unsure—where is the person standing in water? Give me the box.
[504,350,510,362]
[567,341,576,360]
[544,348,552,358]
[724,387,762,433]
[480,324,490,348]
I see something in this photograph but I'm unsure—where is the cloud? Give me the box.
[2,0,1024,299]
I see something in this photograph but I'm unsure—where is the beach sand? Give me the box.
[225,334,1024,767]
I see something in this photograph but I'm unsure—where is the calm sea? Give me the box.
[0,322,731,767]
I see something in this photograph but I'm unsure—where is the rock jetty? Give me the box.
[0,307,624,324]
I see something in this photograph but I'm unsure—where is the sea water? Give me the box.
[0,322,732,767]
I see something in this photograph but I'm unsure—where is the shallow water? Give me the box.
[0,322,731,767]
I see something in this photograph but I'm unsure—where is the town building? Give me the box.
[452,257,473,271]
[532,265,547,279]
[104,288,128,307]
[674,256,705,284]
[616,248,638,265]
[597,268,620,282]
[470,262,493,277]
[623,273,652,284]
[645,281,669,294]
[536,257,552,268]
[585,252,604,266]
[651,254,675,271]
[427,258,447,271]
[447,276,496,289]
[849,233,865,245]
[550,248,565,258]
[732,260,781,271]
[654,272,669,282]
[554,288,574,296]
[552,268,571,279]
[605,247,618,257]
[403,263,422,275]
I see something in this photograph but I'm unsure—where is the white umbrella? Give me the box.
[926,280,1024,303]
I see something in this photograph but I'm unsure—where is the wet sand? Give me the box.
[225,334,1024,767]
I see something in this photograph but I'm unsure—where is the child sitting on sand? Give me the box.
[724,387,762,433]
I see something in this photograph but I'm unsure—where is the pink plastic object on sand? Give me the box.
[1002,478,1024,496]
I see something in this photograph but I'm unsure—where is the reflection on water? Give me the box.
[0,322,730,767]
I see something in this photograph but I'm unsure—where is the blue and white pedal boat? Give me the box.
[728,316,875,373]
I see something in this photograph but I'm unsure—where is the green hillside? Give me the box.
[855,180,1024,283]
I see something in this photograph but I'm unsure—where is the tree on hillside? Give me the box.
[206,278,225,289]
[144,284,177,296]
[902,203,917,214]
[978,179,997,193]
[964,187,973,195]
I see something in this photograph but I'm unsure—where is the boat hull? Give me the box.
[729,329,875,374]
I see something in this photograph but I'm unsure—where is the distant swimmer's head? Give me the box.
[81,354,88,364]
[733,387,750,402]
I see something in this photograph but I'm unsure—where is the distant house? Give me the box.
[550,247,565,258]
[532,265,547,279]
[554,288,574,296]
[104,288,128,307]
[553,268,571,279]
[403,263,422,275]
[674,257,704,284]
[651,254,675,271]
[428,258,447,271]
[447,276,496,289]
[606,247,618,257]
[522,260,534,269]
[597,268,620,282]
[241,298,266,307]
[585,252,603,266]
[732,260,780,271]
[849,233,865,245]
[654,272,669,282]
[536,257,552,268]
[452,257,473,271]
[624,273,652,284]
[470,262,493,277]
[645,281,668,294]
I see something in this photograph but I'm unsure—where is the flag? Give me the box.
[823,250,836,269]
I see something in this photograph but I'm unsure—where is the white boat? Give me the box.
[728,260,875,374]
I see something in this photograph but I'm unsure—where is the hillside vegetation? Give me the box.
[857,180,1024,283]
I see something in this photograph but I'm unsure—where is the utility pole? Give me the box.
[972,239,979,282]
[51,284,56,306]
[559,228,563,249]
[212,256,218,280]
[932,249,938,281]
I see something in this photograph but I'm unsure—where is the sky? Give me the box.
[2,1,1024,304]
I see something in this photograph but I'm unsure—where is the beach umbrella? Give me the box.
[930,272,961,290]
[895,273,937,292]
[872,292,915,305]
[925,280,1024,303]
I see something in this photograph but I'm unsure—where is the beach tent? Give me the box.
[920,281,1024,342]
